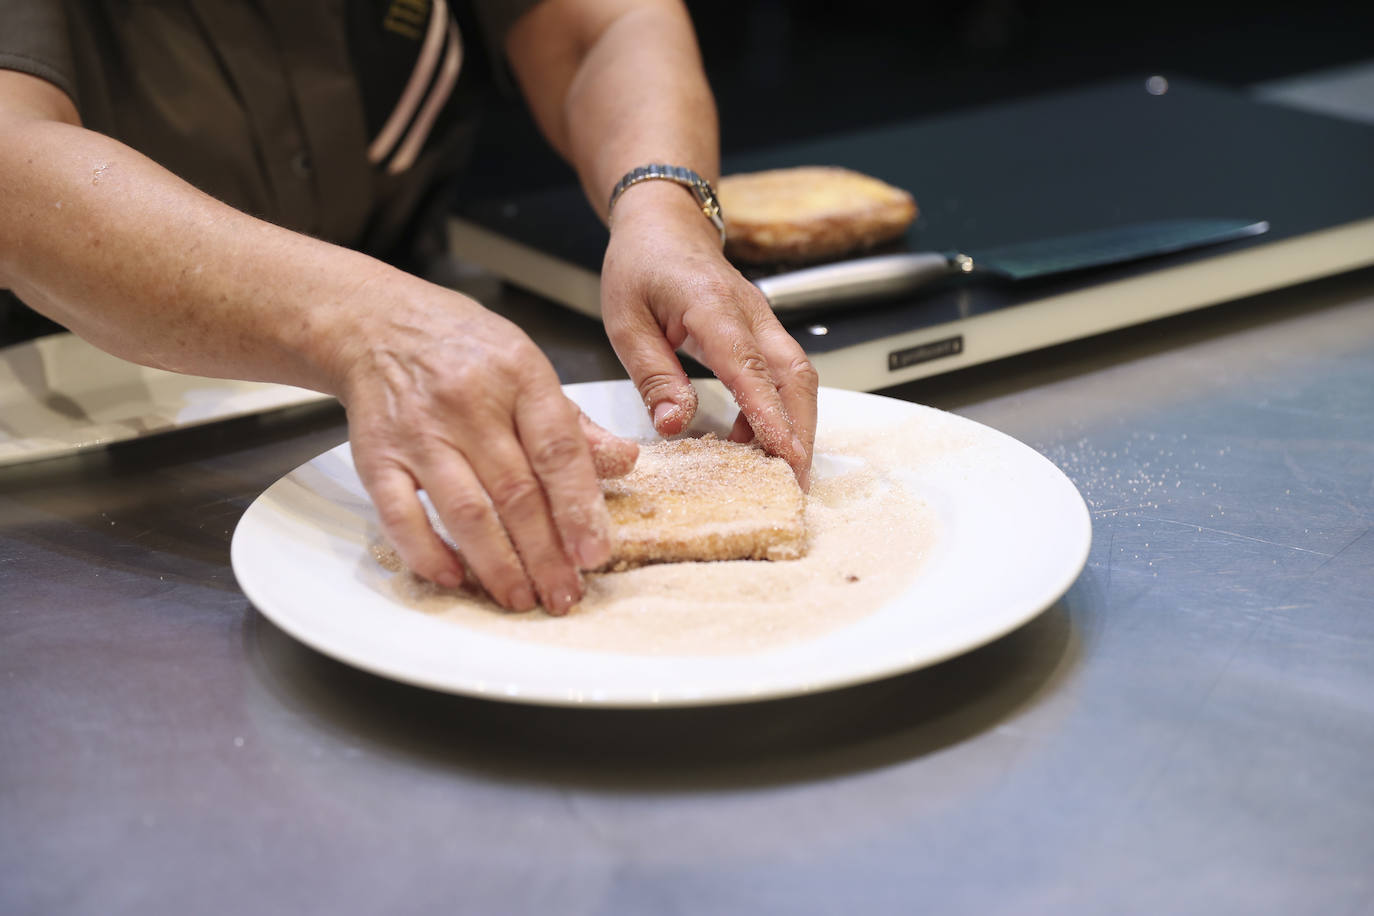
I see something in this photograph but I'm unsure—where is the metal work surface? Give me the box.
[2,261,1372,915]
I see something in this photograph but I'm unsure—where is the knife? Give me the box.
[753,218,1270,311]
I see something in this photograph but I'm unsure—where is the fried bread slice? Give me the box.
[601,435,806,569]
[718,165,917,264]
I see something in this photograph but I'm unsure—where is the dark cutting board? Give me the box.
[448,77,1374,390]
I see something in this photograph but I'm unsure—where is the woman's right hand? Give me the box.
[332,272,636,615]
[0,68,634,616]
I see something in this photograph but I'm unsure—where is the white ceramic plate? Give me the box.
[0,333,334,467]
[232,381,1091,708]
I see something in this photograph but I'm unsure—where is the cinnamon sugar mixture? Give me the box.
[373,423,942,656]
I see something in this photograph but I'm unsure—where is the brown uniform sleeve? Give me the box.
[0,0,77,102]
[469,0,545,51]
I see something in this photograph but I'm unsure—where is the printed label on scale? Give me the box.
[888,336,964,371]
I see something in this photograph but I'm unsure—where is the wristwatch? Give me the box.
[607,164,727,246]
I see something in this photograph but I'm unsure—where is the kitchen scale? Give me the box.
[448,78,1374,391]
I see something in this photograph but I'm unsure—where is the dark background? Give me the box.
[460,0,1374,196]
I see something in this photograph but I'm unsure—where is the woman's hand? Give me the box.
[333,273,637,615]
[0,68,647,618]
[600,181,818,488]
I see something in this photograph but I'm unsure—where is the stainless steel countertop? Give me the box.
[3,254,1371,914]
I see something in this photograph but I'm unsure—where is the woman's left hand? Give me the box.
[599,180,819,490]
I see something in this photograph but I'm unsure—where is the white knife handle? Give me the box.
[753,252,956,311]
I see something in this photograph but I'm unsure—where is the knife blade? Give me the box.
[753,218,1270,311]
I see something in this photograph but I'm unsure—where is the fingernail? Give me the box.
[509,585,536,611]
[791,435,808,461]
[436,569,463,589]
[652,400,677,432]
[547,590,574,616]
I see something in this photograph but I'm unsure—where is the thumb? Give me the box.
[576,407,640,479]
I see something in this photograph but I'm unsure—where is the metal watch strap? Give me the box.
[607,164,727,246]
